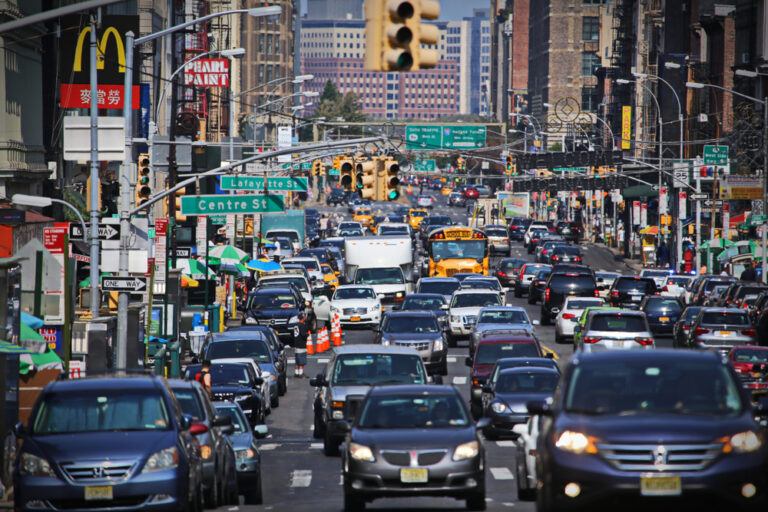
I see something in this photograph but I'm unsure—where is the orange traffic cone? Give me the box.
[306,330,314,355]
[321,326,330,352]
[332,313,342,346]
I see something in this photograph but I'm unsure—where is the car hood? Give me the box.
[228,431,255,451]
[556,411,756,444]
[450,307,485,316]
[330,385,372,401]
[331,299,379,308]
[26,430,175,463]
[474,323,533,334]
[352,427,476,449]
[383,332,440,342]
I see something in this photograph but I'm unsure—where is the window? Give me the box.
[582,17,599,41]
[581,52,600,76]
[581,87,598,112]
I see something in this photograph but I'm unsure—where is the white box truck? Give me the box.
[344,236,413,309]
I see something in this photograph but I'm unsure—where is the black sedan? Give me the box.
[185,362,266,427]
[673,306,703,348]
[527,268,551,305]
[640,296,684,336]
[340,385,489,511]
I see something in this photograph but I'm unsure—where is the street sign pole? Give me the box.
[695,169,701,272]
[88,16,100,318]
[763,99,767,283]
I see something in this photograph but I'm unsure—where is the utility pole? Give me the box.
[88,15,100,317]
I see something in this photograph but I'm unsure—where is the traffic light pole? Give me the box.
[88,16,100,318]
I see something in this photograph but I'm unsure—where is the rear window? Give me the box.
[451,293,501,308]
[419,280,461,296]
[554,246,580,255]
[485,229,507,237]
[700,312,749,325]
[500,259,526,271]
[737,286,767,298]
[666,276,691,286]
[615,277,656,293]
[682,307,702,321]
[704,279,735,292]
[549,275,596,289]
[475,342,540,364]
[523,264,548,276]
[644,298,683,313]
[565,299,604,310]
[589,314,647,332]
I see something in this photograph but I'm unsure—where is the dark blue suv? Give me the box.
[13,374,204,512]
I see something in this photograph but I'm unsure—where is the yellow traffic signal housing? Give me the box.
[339,157,356,190]
[86,176,102,212]
[406,0,440,70]
[364,0,440,71]
[136,153,151,207]
[382,157,400,201]
[357,159,377,200]
[174,187,186,224]
[456,157,466,172]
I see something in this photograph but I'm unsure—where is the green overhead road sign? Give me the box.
[751,215,767,226]
[180,194,285,215]
[301,162,312,170]
[703,145,729,165]
[406,125,486,150]
[328,169,340,176]
[220,176,308,192]
[554,167,588,173]
[413,159,437,172]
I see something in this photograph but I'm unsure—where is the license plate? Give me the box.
[613,340,625,348]
[718,331,732,336]
[659,316,669,322]
[640,475,681,496]
[85,486,113,501]
[400,468,428,483]
[631,295,642,301]
[350,316,361,322]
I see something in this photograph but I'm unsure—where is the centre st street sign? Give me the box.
[219,176,308,192]
[180,194,285,215]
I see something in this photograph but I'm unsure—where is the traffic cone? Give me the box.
[332,313,342,346]
[306,330,314,355]
[321,326,330,352]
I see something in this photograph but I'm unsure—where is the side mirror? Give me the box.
[532,319,540,326]
[377,293,385,299]
[310,374,326,387]
[12,421,25,438]
[336,420,352,433]
[180,414,193,430]
[212,414,233,427]
[432,374,443,385]
[190,423,209,435]
[253,377,264,386]
[527,400,552,416]
[465,356,473,367]
[482,385,492,393]
[475,417,491,429]
[254,424,269,437]
[221,424,235,436]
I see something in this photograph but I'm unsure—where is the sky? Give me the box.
[300,1,485,21]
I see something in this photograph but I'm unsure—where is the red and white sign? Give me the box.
[155,219,168,284]
[640,203,648,226]
[184,58,230,87]
[632,201,641,225]
[69,360,86,379]
[43,227,68,325]
[60,84,140,109]
[659,187,668,215]
[679,190,687,219]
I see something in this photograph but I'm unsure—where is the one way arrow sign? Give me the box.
[100,276,147,293]
[70,223,120,241]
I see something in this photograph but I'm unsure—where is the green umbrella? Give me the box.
[217,261,249,277]
[174,259,215,279]
[0,340,33,354]
[19,347,64,375]
[20,322,45,343]
[698,238,735,250]
[208,245,249,264]
[79,272,112,288]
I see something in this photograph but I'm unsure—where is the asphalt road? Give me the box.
[215,189,668,512]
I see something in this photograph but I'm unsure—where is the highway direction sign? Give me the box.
[405,125,486,150]
[180,194,285,215]
[101,276,147,293]
[69,223,119,241]
[220,176,308,191]
[413,159,437,172]
[703,145,728,165]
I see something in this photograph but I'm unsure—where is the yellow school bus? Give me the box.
[426,227,489,277]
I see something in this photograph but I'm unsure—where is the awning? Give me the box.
[622,185,658,199]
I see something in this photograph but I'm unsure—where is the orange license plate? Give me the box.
[350,316,361,322]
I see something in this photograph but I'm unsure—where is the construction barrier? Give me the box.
[320,326,330,352]
[306,330,314,355]
[332,312,343,346]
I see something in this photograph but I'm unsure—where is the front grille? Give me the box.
[380,449,447,467]
[418,450,446,465]
[60,461,135,482]
[213,392,235,401]
[343,307,367,315]
[381,451,411,466]
[596,442,722,472]
[345,395,364,420]
[445,268,457,277]
[394,340,430,351]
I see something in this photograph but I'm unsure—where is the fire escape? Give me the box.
[606,0,634,147]
[179,0,209,138]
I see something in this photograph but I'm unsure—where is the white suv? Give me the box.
[554,296,605,344]
[447,289,503,344]
[523,223,550,247]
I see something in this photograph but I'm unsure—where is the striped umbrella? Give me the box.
[174,259,215,279]
[208,245,249,264]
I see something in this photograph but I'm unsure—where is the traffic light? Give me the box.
[382,157,400,201]
[136,153,151,207]
[364,0,440,71]
[357,159,377,200]
[333,155,341,171]
[505,155,517,176]
[86,175,102,212]
[456,157,466,172]
[174,186,186,224]
[313,159,324,176]
[339,157,356,190]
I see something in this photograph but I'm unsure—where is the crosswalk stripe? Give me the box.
[290,470,313,487]
[452,376,467,385]
[318,358,329,364]
[447,357,457,363]
[496,441,516,447]
[259,443,280,451]
[490,467,515,480]
[309,443,323,450]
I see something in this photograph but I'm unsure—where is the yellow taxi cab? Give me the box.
[408,208,429,230]
[353,207,373,227]
[320,263,339,289]
[369,214,387,233]
[441,186,453,195]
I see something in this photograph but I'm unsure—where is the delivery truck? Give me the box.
[344,236,413,309]
[261,210,306,252]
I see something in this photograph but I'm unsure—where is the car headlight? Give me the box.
[491,402,507,414]
[395,292,404,298]
[451,315,461,323]
[723,431,763,453]
[554,431,598,454]
[142,447,178,473]
[373,303,381,310]
[381,338,391,346]
[288,316,300,324]
[235,393,251,401]
[236,449,256,459]
[433,338,444,352]
[245,317,257,325]
[19,453,55,476]
[452,441,479,461]
[349,442,375,462]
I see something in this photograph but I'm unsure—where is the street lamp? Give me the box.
[687,80,768,281]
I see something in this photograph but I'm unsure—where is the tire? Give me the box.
[278,374,287,396]
[554,333,564,345]
[446,332,456,348]
[535,482,555,512]
[514,287,522,298]
[470,402,482,420]
[271,393,279,409]
[203,473,219,509]
[313,410,325,439]
[244,475,263,505]
[466,491,486,511]
[225,473,239,505]
[324,428,340,456]
[516,459,536,501]
[439,357,448,376]
[343,484,365,511]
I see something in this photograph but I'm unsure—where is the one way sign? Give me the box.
[70,223,120,241]
[100,276,147,293]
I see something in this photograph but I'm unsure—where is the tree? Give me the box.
[319,79,341,104]
[299,80,367,141]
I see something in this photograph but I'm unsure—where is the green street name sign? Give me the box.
[405,125,486,150]
[301,162,312,170]
[413,159,437,172]
[703,145,728,165]
[554,167,588,173]
[220,176,308,192]
[750,215,767,226]
[328,169,340,176]
[180,194,285,215]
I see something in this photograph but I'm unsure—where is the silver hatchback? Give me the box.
[575,309,655,352]
[689,307,757,353]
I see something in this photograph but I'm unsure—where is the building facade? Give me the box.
[306,0,363,20]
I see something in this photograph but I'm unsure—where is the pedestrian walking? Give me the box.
[656,241,669,268]
[319,214,329,239]
[741,262,758,282]
[293,312,310,378]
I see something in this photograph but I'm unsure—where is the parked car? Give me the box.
[529,350,768,511]
[376,310,448,375]
[340,385,488,511]
[608,276,658,310]
[689,307,757,353]
[672,306,703,348]
[554,296,605,344]
[540,272,599,325]
[575,309,655,352]
[494,257,527,289]
[13,375,204,512]
[640,296,684,336]
[310,345,430,456]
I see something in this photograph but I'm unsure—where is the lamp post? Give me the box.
[117,5,282,369]
[253,91,319,147]
[11,195,87,241]
[687,80,768,282]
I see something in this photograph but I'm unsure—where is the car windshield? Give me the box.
[682,308,702,321]
[261,277,308,293]
[173,388,203,421]
[565,299,604,310]
[733,349,768,363]
[215,404,249,433]
[616,278,656,293]
[549,275,595,288]
[426,216,451,225]
[523,265,547,276]
[644,299,683,313]
[430,240,486,261]
[334,287,376,300]
[565,359,743,416]
[596,272,618,281]
[642,270,670,278]
[384,315,439,333]
[332,354,427,385]
[485,229,507,237]
[451,293,501,308]
[355,267,404,285]
[207,340,272,363]
[700,312,749,325]
[462,279,501,291]
[496,371,559,393]
[249,293,297,309]
[340,229,363,236]
[589,314,647,332]
[410,210,427,218]
[33,391,171,434]
[356,209,372,216]
[478,310,529,324]
[402,297,444,310]
[554,247,580,255]
[267,230,299,243]
[357,394,468,428]
[476,342,539,364]
[419,280,460,296]
[704,279,735,292]
[290,259,319,271]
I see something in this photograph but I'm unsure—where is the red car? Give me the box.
[462,187,480,199]
[729,345,768,397]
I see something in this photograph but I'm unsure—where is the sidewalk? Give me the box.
[593,241,644,272]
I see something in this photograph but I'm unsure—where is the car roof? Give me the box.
[452,288,500,296]
[333,345,422,356]
[420,277,460,283]
[405,293,446,300]
[386,310,439,318]
[495,357,558,368]
[479,306,527,313]
[699,307,749,313]
[212,331,267,341]
[251,286,296,295]
[45,375,166,393]
[335,284,375,291]
[589,308,645,317]
[572,348,724,366]
[478,333,536,343]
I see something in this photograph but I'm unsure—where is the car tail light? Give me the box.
[662,286,668,292]
[472,378,481,387]
[574,257,582,262]
[694,326,709,336]
[504,238,510,242]
[562,313,576,319]
[545,288,551,301]
[611,290,619,297]
[683,324,690,331]
[583,336,601,344]
[551,255,559,261]
[594,289,600,297]
[511,225,518,229]
[542,250,548,255]
[497,271,507,277]
[741,328,756,337]
[634,337,654,346]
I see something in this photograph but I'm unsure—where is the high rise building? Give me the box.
[446,9,492,116]
[306,0,363,20]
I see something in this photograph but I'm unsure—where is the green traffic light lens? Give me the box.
[388,190,399,200]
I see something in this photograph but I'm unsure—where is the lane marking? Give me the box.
[259,443,280,451]
[496,440,516,447]
[290,469,313,487]
[452,376,467,385]
[541,346,559,359]
[447,357,457,363]
[490,467,515,480]
[309,443,323,450]
[318,358,329,364]
[339,475,344,486]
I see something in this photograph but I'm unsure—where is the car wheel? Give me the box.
[439,357,448,376]
[446,332,456,348]
[313,411,325,439]
[466,491,486,511]
[343,483,365,511]
[483,428,497,441]
[554,333,564,345]
[535,481,555,512]
[279,374,287,396]
[244,475,263,505]
[204,473,219,508]
[470,402,482,420]
[324,428,340,456]
[516,459,536,501]
[195,486,204,512]
[271,393,280,409]
[225,471,239,505]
